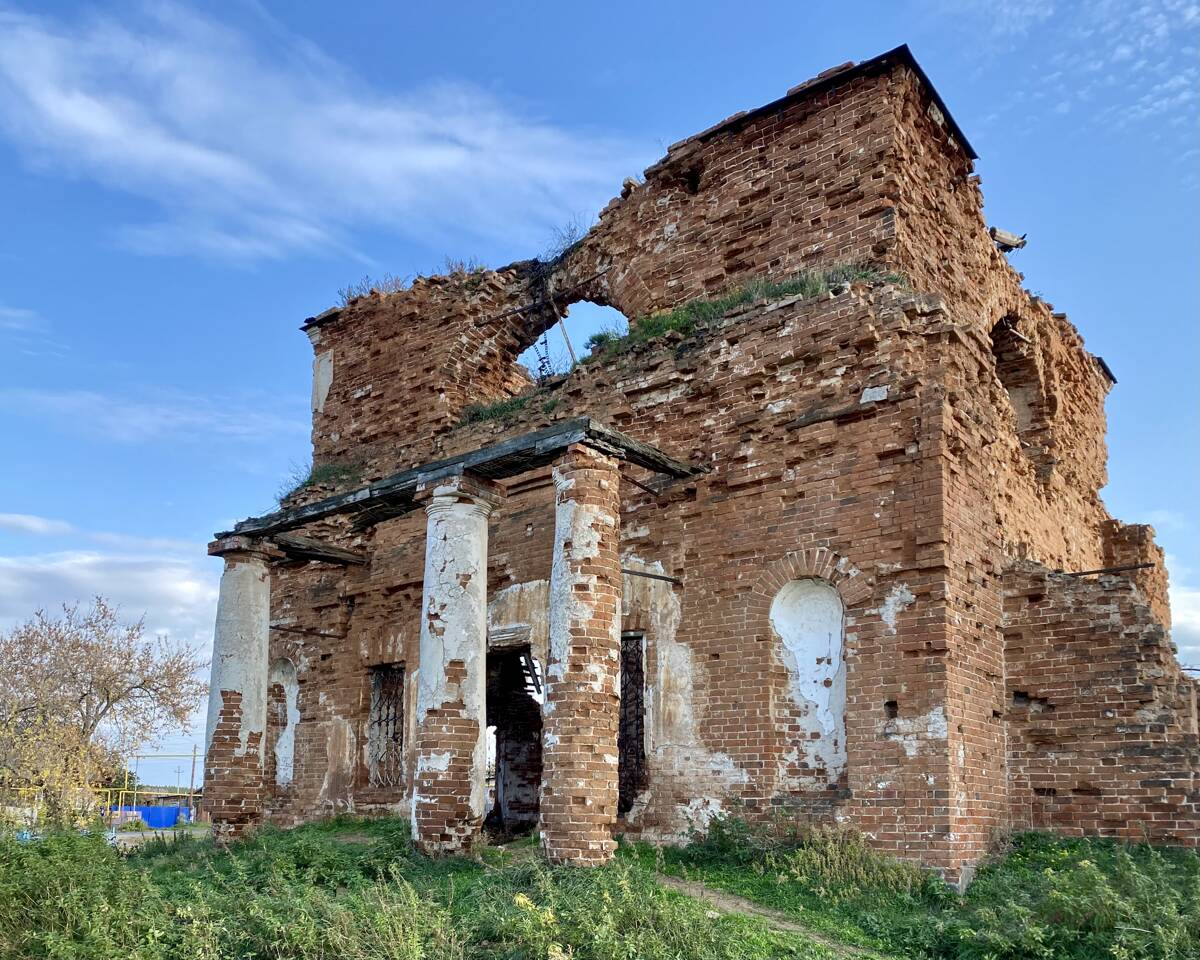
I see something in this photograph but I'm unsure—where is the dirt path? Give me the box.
[656,874,887,959]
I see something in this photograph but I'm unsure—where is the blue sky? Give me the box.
[0,0,1196,786]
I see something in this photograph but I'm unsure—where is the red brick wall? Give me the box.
[237,53,1193,881]
[298,61,907,488]
[203,692,266,841]
[1004,562,1199,844]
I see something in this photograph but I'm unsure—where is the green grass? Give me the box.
[459,392,560,426]
[459,394,535,425]
[460,263,905,428]
[0,817,833,960]
[3,816,1195,960]
[585,264,907,362]
[634,817,1200,960]
[277,458,365,505]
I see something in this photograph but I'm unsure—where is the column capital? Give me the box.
[208,535,282,561]
[552,443,621,497]
[417,471,504,514]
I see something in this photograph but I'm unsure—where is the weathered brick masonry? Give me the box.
[202,45,1198,880]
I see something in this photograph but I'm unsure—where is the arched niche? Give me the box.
[267,658,299,787]
[769,578,846,783]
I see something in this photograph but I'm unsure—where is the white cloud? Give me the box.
[1143,508,1192,534]
[0,549,219,652]
[2,387,307,443]
[1172,581,1200,666]
[0,2,639,259]
[0,512,74,535]
[0,521,219,768]
[1166,553,1200,667]
[0,511,199,553]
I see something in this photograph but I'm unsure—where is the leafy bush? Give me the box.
[942,833,1200,960]
[766,825,941,905]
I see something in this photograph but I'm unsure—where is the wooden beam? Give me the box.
[220,418,700,540]
[271,533,368,566]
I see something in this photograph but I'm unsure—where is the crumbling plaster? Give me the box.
[770,578,847,786]
[205,554,270,759]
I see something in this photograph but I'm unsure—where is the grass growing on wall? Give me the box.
[459,392,560,426]
[585,263,907,362]
[457,263,907,429]
[276,458,365,505]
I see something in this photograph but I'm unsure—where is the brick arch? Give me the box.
[744,548,873,624]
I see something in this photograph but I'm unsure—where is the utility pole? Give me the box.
[188,744,197,824]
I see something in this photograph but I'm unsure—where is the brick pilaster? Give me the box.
[541,445,622,865]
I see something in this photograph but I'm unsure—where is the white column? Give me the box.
[411,475,500,854]
[203,538,272,840]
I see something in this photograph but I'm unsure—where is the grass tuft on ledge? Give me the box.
[459,391,561,426]
[277,458,365,505]
[586,263,906,362]
[460,394,534,425]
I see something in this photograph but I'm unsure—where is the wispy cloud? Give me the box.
[0,512,74,536]
[0,2,639,260]
[0,302,69,358]
[2,386,307,443]
[0,512,198,553]
[0,304,39,331]
[935,0,1199,158]
[0,549,218,649]
[933,0,1055,35]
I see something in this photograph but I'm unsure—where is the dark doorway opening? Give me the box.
[485,646,543,836]
[618,632,648,816]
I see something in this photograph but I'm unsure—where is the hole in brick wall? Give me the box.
[516,302,630,381]
[670,163,704,196]
[1033,787,1058,797]
[990,315,1055,480]
[619,632,649,816]
[1012,689,1054,712]
[884,699,899,719]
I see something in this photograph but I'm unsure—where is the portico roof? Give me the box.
[214,418,701,544]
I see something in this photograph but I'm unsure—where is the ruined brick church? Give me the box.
[203,46,1198,882]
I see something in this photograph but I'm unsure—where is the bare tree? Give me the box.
[0,598,207,817]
